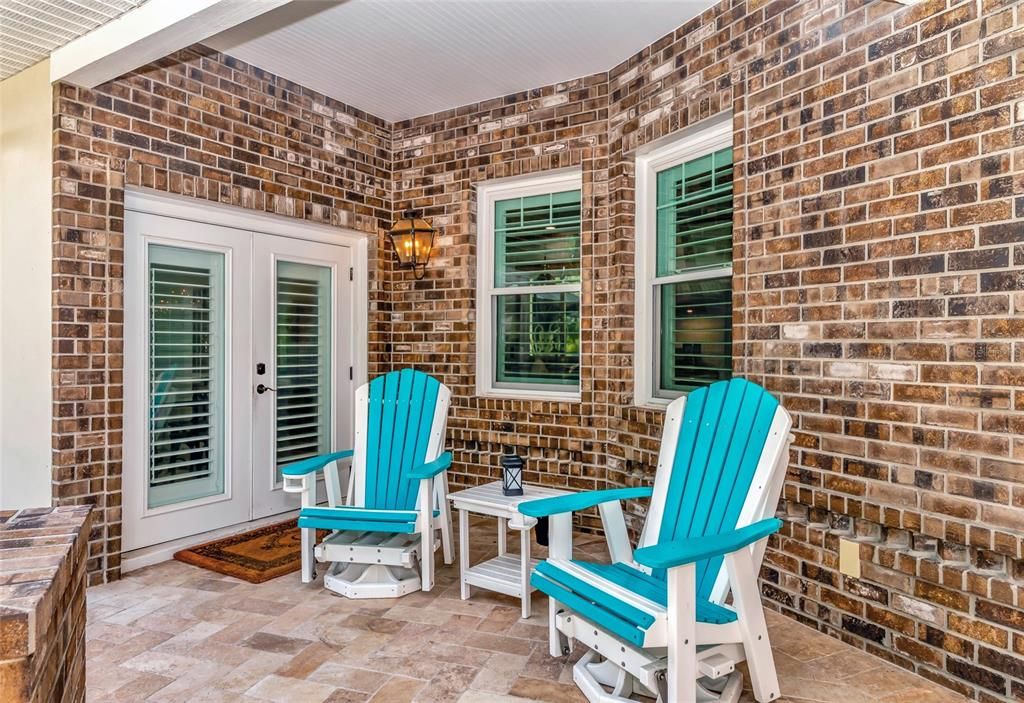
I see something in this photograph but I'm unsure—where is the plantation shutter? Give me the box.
[495,190,581,287]
[148,245,226,508]
[275,261,332,473]
[492,189,581,388]
[654,146,734,394]
[656,147,733,275]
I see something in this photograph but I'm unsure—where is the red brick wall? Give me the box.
[52,46,392,583]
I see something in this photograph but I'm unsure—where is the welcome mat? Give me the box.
[174,519,323,584]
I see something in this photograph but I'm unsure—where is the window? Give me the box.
[147,244,227,508]
[635,118,734,405]
[477,171,582,399]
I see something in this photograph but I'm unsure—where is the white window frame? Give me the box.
[634,117,734,408]
[475,169,583,401]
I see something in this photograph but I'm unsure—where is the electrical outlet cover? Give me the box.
[839,538,861,579]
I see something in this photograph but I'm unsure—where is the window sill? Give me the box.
[633,394,677,410]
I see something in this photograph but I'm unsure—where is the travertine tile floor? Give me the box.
[86,525,972,703]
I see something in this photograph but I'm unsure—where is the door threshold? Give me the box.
[121,510,300,574]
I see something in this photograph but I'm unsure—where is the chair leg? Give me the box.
[440,477,454,565]
[419,478,434,591]
[726,548,779,702]
[548,596,570,657]
[300,526,315,584]
[666,562,698,703]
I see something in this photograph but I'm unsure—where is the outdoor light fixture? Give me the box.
[387,209,436,279]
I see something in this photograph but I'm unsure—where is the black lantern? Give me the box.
[501,454,524,497]
[387,209,436,279]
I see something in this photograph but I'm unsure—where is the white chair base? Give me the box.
[323,561,422,599]
[558,609,750,703]
[573,650,742,703]
[315,530,445,599]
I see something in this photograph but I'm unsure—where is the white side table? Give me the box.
[450,481,571,619]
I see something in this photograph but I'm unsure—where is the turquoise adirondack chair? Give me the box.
[520,378,792,703]
[282,369,454,598]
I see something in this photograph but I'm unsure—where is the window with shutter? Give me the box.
[147,245,226,508]
[274,261,332,477]
[477,173,582,398]
[635,119,734,403]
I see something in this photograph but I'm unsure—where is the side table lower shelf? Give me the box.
[463,553,541,599]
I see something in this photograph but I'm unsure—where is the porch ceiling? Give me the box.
[206,0,717,122]
[0,0,146,80]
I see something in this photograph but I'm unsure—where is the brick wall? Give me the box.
[52,46,392,583]
[393,0,1024,700]
[390,74,611,519]
[50,0,1024,699]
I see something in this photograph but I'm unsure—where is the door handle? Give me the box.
[256,383,276,394]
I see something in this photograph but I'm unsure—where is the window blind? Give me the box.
[495,292,580,385]
[495,189,581,287]
[275,261,331,474]
[658,278,733,392]
[656,147,733,276]
[147,245,225,508]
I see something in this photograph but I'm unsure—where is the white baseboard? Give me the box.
[120,510,300,574]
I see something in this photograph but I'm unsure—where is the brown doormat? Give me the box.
[174,519,323,584]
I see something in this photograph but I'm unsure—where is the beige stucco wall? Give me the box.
[0,60,53,509]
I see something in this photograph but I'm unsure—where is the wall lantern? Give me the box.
[387,209,436,279]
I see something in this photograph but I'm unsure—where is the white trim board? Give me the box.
[50,0,291,87]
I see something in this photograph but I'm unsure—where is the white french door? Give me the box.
[124,207,356,551]
[252,236,351,519]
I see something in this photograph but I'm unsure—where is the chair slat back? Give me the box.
[642,378,789,603]
[357,369,448,511]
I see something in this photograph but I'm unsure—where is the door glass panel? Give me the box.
[148,245,226,508]
[275,261,332,479]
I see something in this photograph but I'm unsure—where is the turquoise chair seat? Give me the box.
[532,559,737,647]
[297,506,442,533]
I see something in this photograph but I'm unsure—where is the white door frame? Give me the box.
[123,188,370,552]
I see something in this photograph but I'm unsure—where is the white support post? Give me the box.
[438,472,454,564]
[324,460,342,508]
[598,499,634,564]
[548,512,573,561]
[520,526,531,619]
[666,562,698,703]
[547,511,573,657]
[497,517,507,556]
[725,544,779,702]
[459,508,471,600]
[549,595,564,657]
[418,478,434,591]
[300,475,316,583]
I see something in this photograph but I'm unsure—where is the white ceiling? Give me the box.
[208,0,716,123]
[0,0,147,80]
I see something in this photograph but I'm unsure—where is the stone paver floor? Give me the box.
[86,524,973,702]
